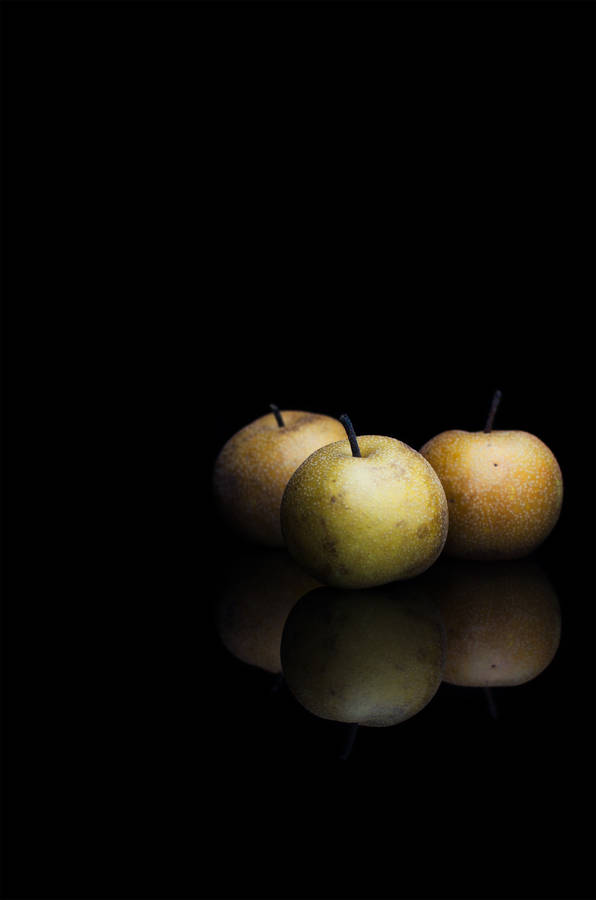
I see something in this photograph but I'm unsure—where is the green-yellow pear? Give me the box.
[280,583,446,726]
[427,559,561,687]
[280,415,448,588]
[420,390,563,560]
[214,547,321,674]
[212,406,346,546]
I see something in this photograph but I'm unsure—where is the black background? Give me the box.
[1,2,595,900]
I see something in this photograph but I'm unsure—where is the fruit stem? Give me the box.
[339,414,361,457]
[339,723,359,761]
[484,390,502,433]
[483,686,498,720]
[269,404,285,428]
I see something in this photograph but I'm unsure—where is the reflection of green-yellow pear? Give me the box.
[428,560,561,687]
[214,547,321,673]
[280,584,446,726]
[280,415,448,588]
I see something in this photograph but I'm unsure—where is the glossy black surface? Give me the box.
[2,2,594,899]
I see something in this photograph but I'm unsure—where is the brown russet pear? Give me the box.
[280,583,446,726]
[213,406,346,546]
[214,547,321,674]
[419,391,563,560]
[427,559,561,687]
[280,415,448,589]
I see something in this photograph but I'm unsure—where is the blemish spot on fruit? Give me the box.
[417,524,429,538]
[322,536,337,554]
[330,495,337,503]
[493,463,498,467]
[491,664,497,668]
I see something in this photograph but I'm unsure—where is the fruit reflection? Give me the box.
[280,584,446,726]
[427,560,561,687]
[214,547,321,674]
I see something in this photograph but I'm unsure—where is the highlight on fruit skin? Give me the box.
[425,559,562,688]
[280,583,446,727]
[419,392,563,560]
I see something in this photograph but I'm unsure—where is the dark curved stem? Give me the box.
[269,404,285,428]
[484,390,502,433]
[339,414,361,457]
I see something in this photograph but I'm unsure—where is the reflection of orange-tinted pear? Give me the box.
[280,583,446,726]
[214,547,321,674]
[428,559,561,687]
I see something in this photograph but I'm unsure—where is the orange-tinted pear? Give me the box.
[213,406,346,546]
[420,391,563,560]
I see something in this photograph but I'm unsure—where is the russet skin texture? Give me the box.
[280,585,446,726]
[427,560,561,687]
[212,410,347,547]
[214,548,321,674]
[419,429,563,560]
[280,435,449,588]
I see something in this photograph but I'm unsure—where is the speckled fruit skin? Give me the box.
[280,584,446,726]
[280,435,449,588]
[419,430,563,560]
[427,560,561,687]
[214,548,321,674]
[212,410,347,547]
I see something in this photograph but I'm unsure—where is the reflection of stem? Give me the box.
[484,687,498,720]
[270,672,284,694]
[339,723,359,760]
